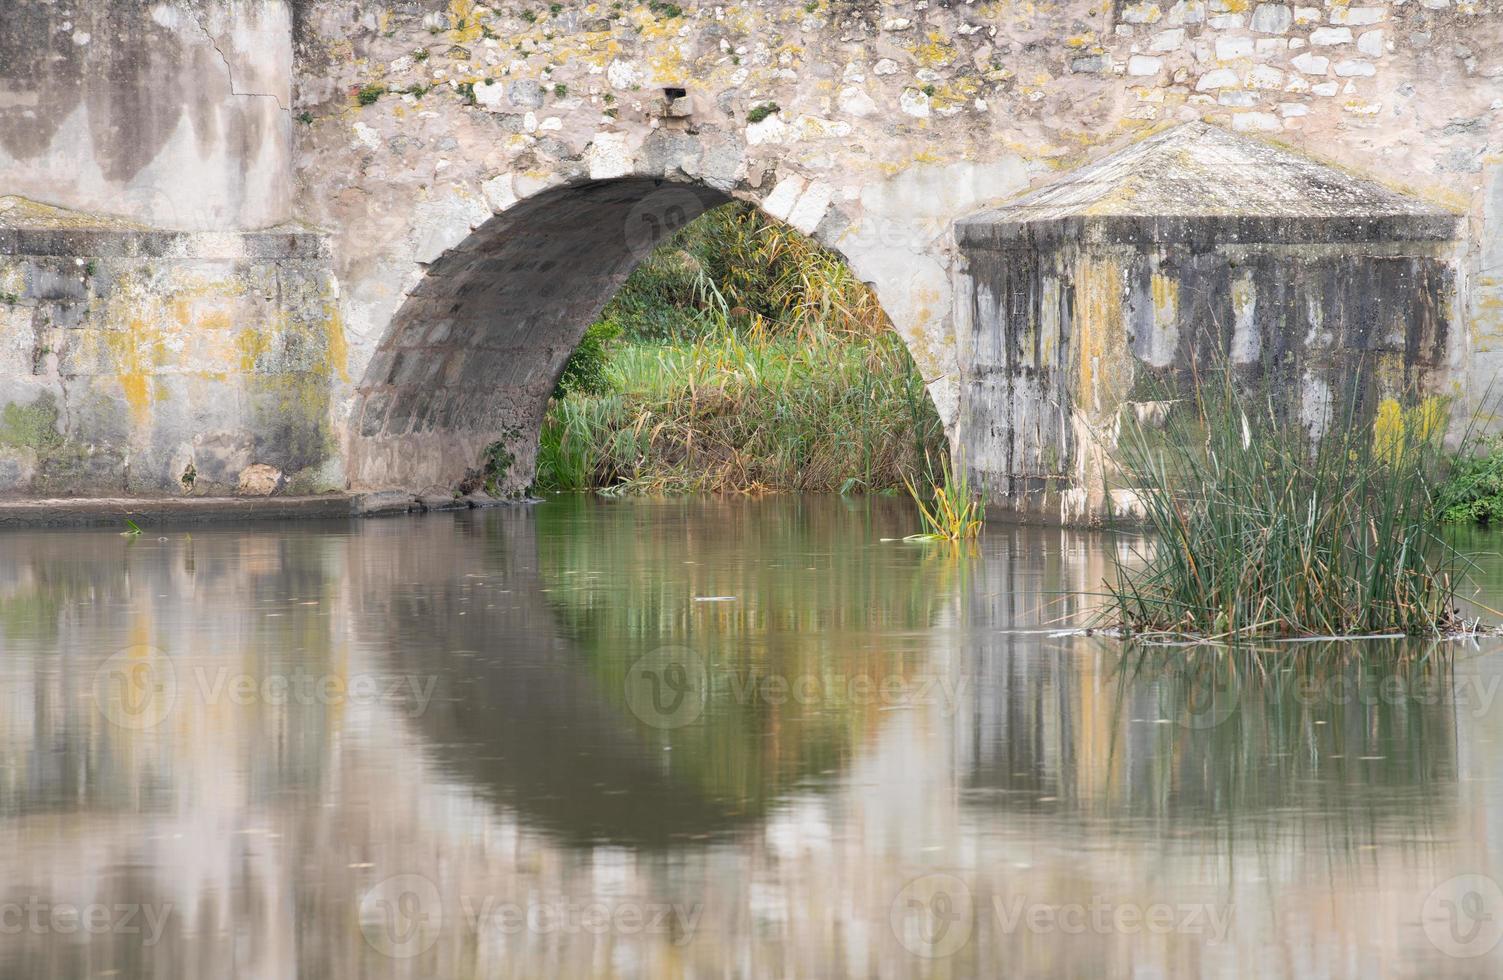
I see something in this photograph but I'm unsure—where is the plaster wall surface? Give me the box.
[0,0,295,231]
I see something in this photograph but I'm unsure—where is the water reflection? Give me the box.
[0,497,1500,977]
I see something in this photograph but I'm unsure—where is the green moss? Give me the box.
[481,441,516,497]
[746,102,779,124]
[0,393,63,450]
[357,84,387,106]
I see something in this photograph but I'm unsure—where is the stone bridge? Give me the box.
[0,0,1498,517]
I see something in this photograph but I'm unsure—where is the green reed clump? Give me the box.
[1105,374,1466,639]
[904,456,984,541]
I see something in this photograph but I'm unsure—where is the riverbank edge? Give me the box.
[0,491,515,529]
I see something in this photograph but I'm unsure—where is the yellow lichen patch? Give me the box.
[1410,396,1446,446]
[322,302,350,383]
[0,196,148,232]
[184,302,233,333]
[105,317,164,425]
[448,0,482,43]
[649,50,688,81]
[928,76,981,111]
[1075,256,1130,414]
[96,268,236,427]
[1151,272,1178,323]
[1372,397,1404,465]
[1372,395,1447,466]
[912,33,958,67]
[236,327,270,374]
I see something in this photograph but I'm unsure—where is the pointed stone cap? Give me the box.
[0,196,146,231]
[958,123,1460,246]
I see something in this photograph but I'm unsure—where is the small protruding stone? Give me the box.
[1216,36,1255,60]
[1291,52,1330,74]
[237,464,285,497]
[1329,6,1385,25]
[1310,27,1353,45]
[1196,68,1241,90]
[417,493,463,512]
[1250,4,1292,34]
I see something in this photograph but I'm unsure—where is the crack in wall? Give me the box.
[187,10,290,114]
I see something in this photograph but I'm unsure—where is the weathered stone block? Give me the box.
[955,124,1461,524]
[0,202,340,497]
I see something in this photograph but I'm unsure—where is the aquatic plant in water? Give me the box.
[904,456,984,542]
[1104,372,1468,640]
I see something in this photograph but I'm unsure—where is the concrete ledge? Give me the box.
[0,495,358,529]
[0,492,522,528]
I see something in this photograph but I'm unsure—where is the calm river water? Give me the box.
[2,496,1502,978]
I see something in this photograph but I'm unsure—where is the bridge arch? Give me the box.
[347,173,954,494]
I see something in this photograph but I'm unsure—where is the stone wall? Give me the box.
[0,0,1496,499]
[0,199,340,497]
[294,0,1499,494]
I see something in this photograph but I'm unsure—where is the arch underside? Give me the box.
[349,178,731,492]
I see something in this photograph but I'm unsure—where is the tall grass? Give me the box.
[535,202,946,495]
[535,323,944,494]
[601,202,890,343]
[1104,371,1467,639]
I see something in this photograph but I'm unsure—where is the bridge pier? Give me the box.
[955,124,1463,523]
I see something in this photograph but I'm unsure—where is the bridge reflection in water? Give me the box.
[0,497,1499,977]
